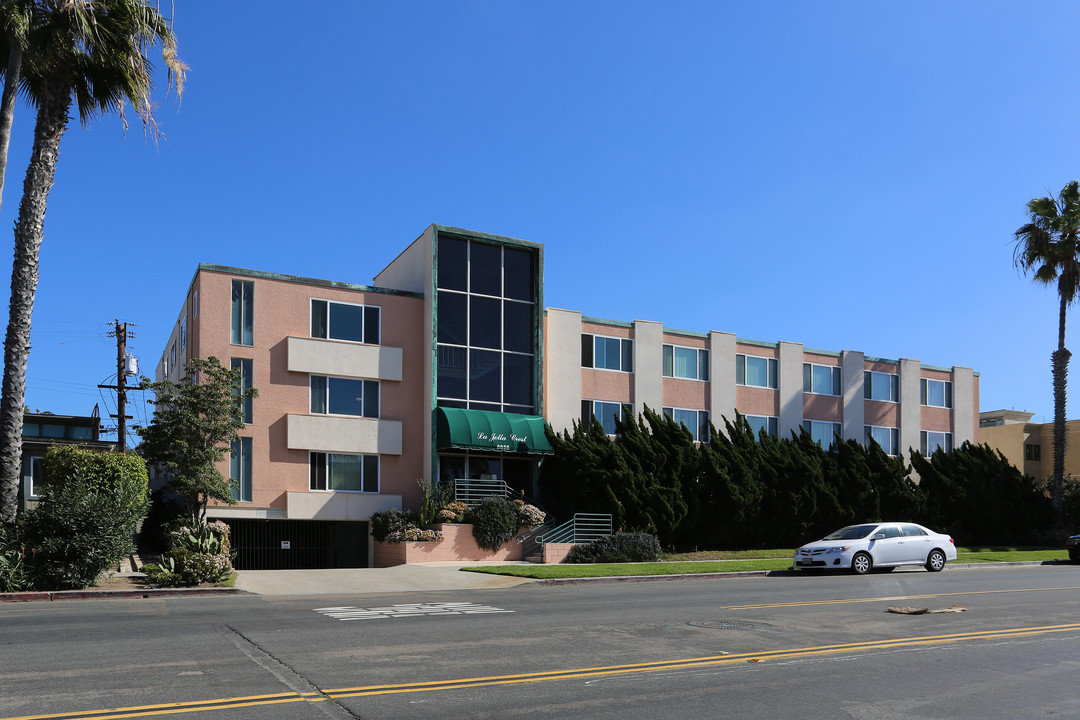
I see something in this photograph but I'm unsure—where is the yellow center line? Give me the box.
[6,622,1080,720]
[721,585,1080,609]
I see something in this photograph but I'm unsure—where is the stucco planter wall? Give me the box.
[373,523,528,567]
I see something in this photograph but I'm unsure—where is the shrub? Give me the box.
[144,520,233,586]
[564,532,661,564]
[370,508,423,542]
[436,500,469,523]
[0,526,29,592]
[385,527,444,542]
[515,500,546,528]
[466,497,521,551]
[20,447,149,590]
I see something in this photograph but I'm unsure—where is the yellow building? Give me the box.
[978,409,1080,481]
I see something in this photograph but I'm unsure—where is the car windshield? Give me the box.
[822,524,878,541]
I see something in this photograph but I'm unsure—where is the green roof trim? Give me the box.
[197,263,423,298]
[435,408,553,455]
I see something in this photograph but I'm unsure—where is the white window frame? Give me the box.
[309,451,379,493]
[864,424,900,456]
[736,354,778,389]
[920,378,953,408]
[803,420,842,448]
[582,400,632,436]
[920,431,953,455]
[744,414,779,439]
[662,406,710,442]
[803,363,841,396]
[310,298,381,345]
[864,371,899,403]
[582,333,633,373]
[663,344,709,381]
[310,375,380,418]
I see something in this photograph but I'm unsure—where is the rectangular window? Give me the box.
[180,318,187,351]
[192,290,198,318]
[864,371,899,402]
[230,437,252,502]
[309,452,378,492]
[803,363,841,396]
[663,345,709,381]
[736,354,778,389]
[582,400,632,436]
[582,334,633,372]
[920,431,953,455]
[231,358,254,424]
[310,376,379,418]
[231,279,254,346]
[920,378,953,408]
[662,406,710,442]
[803,420,842,448]
[27,455,44,498]
[1025,443,1041,461]
[864,425,900,456]
[311,299,380,344]
[169,343,176,374]
[745,414,779,439]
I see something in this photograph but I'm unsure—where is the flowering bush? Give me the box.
[372,507,443,543]
[514,500,546,528]
[385,527,444,542]
[436,501,469,523]
[143,521,233,587]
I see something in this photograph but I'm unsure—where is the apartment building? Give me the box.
[158,225,978,568]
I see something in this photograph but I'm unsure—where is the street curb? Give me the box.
[526,560,1068,586]
[0,587,246,603]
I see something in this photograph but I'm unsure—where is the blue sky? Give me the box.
[7,1,1080,445]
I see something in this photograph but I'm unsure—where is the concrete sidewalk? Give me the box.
[232,561,537,596]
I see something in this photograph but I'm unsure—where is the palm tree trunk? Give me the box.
[1051,292,1070,518]
[0,39,22,208]
[0,81,69,525]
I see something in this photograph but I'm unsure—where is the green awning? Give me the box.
[435,408,553,455]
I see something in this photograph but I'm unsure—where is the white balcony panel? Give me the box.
[286,491,402,521]
[288,336,403,381]
[287,414,403,455]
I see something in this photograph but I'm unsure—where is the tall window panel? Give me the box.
[435,235,538,414]
[921,431,953,455]
[745,414,779,439]
[231,280,253,346]
[230,437,252,502]
[231,358,254,424]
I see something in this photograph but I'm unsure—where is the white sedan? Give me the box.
[794,522,957,575]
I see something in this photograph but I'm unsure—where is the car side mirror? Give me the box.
[872,533,886,540]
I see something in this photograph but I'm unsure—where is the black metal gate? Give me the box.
[221,519,369,570]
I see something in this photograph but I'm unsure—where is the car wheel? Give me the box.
[925,549,946,572]
[851,552,872,575]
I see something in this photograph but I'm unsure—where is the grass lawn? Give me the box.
[460,547,1073,580]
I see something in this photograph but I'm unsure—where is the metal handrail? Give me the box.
[520,513,613,559]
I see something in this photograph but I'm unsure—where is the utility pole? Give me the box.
[100,321,135,453]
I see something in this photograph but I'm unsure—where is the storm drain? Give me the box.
[688,619,775,631]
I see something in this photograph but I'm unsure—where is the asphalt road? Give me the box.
[3,564,1080,719]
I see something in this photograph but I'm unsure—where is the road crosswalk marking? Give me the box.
[314,602,513,620]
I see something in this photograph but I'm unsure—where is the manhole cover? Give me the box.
[688,619,775,630]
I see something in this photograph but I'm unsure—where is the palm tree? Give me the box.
[1014,180,1080,517]
[0,0,185,525]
